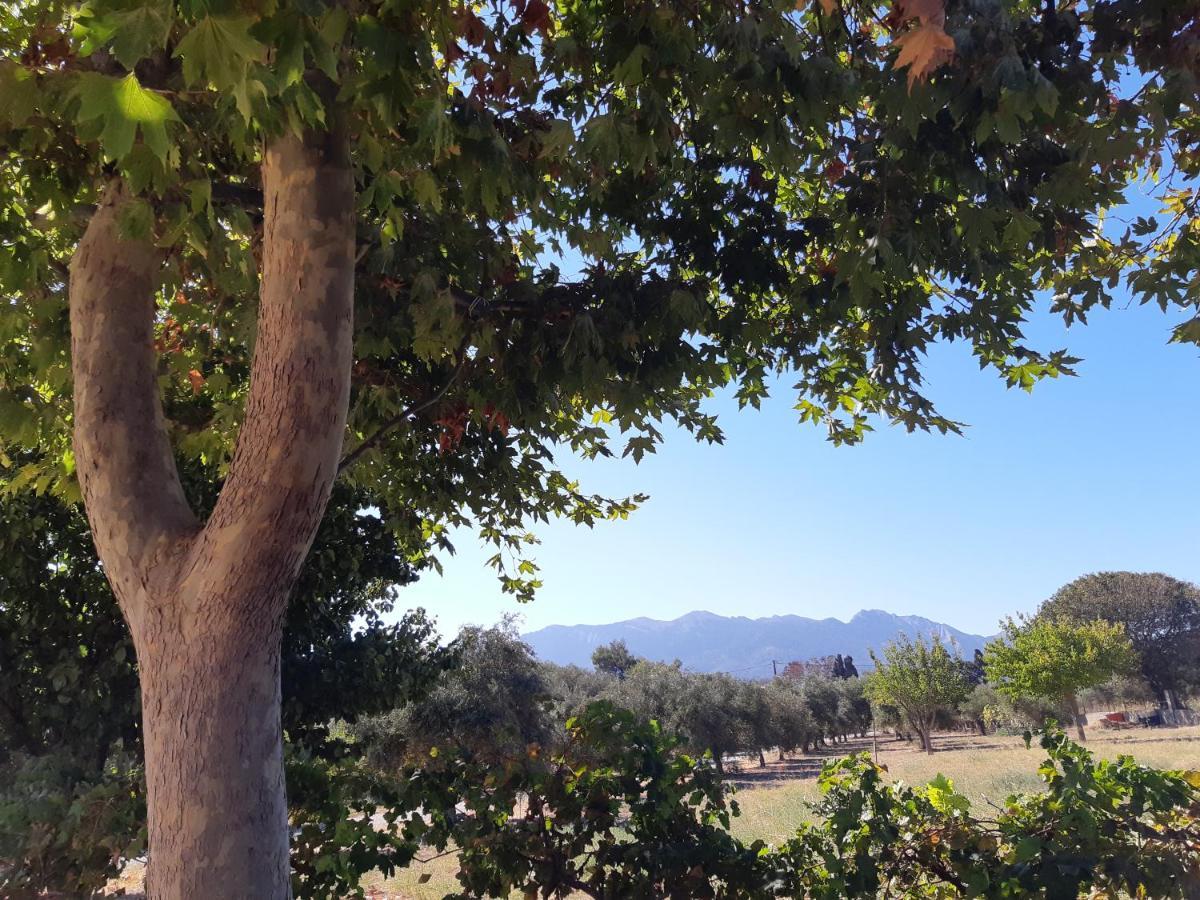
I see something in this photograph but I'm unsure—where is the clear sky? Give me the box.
[391,288,1200,641]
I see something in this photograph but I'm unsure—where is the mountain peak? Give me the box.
[524,609,988,677]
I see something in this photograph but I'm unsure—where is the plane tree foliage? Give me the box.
[2,0,1199,595]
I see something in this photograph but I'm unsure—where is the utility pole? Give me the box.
[772,659,778,677]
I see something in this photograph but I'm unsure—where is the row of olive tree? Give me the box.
[354,630,874,776]
[561,656,873,773]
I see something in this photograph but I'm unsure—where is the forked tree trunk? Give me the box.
[69,121,354,898]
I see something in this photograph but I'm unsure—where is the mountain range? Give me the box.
[523,609,990,677]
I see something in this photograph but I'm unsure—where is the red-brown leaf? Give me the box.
[892,21,955,89]
[521,0,552,35]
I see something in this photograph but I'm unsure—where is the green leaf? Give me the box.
[71,72,179,163]
[410,171,442,212]
[174,15,267,91]
[0,61,39,125]
[539,119,575,160]
[76,0,175,69]
[1034,77,1058,116]
[1012,835,1041,863]
[613,45,650,86]
[926,773,970,814]
[994,106,1022,144]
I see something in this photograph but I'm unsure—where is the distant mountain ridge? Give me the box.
[523,609,990,677]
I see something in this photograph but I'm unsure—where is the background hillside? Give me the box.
[523,609,990,676]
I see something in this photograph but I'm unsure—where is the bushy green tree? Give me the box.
[0,482,139,770]
[794,674,842,748]
[542,661,614,721]
[866,635,971,754]
[607,660,689,731]
[356,620,550,767]
[604,664,769,772]
[834,677,873,740]
[985,615,1137,742]
[675,673,751,776]
[1040,572,1200,708]
[591,639,640,680]
[737,679,776,767]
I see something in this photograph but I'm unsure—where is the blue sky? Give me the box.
[394,290,1200,640]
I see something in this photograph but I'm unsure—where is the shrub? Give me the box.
[0,750,145,898]
[774,730,1200,898]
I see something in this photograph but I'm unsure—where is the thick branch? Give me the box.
[69,181,198,610]
[187,123,355,612]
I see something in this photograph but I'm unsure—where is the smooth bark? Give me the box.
[69,123,354,899]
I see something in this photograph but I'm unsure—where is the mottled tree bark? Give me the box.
[69,123,354,899]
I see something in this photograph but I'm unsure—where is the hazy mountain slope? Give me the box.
[523,609,989,676]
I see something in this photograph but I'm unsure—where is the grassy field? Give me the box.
[728,726,1200,846]
[107,726,1200,899]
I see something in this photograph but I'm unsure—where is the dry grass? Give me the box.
[106,727,1200,899]
[729,726,1200,846]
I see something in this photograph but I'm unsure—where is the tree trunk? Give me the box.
[758,747,767,768]
[139,620,288,898]
[916,723,932,754]
[1069,695,1087,743]
[69,120,354,899]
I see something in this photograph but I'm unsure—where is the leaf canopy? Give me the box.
[2,0,1198,593]
[984,614,1138,704]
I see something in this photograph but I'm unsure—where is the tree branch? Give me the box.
[337,343,470,475]
[68,180,199,615]
[190,120,356,612]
